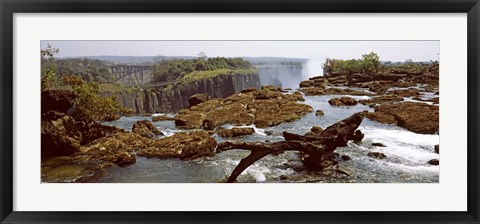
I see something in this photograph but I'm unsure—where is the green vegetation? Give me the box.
[182,68,257,82]
[41,45,60,90]
[323,52,380,76]
[63,75,132,121]
[56,58,115,83]
[152,56,255,82]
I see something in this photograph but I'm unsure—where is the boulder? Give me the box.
[217,127,255,138]
[372,142,386,147]
[328,97,358,106]
[315,110,325,116]
[368,152,387,159]
[132,120,163,138]
[427,159,439,165]
[188,94,210,108]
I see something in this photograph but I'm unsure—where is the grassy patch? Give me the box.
[181,68,257,82]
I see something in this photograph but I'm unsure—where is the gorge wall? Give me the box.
[106,73,261,114]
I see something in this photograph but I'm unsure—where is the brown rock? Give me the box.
[434,144,439,154]
[261,85,283,92]
[217,127,255,138]
[315,110,325,116]
[175,111,207,129]
[368,152,387,159]
[373,102,439,134]
[188,94,210,108]
[152,115,175,122]
[240,88,258,93]
[358,95,403,106]
[132,120,163,138]
[137,131,216,160]
[365,112,397,124]
[328,97,358,106]
[372,142,386,147]
[428,159,439,165]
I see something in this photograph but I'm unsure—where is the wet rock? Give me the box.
[217,127,255,138]
[372,142,386,147]
[302,87,371,96]
[176,90,312,130]
[315,110,325,116]
[261,85,283,92]
[387,89,420,97]
[434,144,439,154]
[427,159,439,165]
[369,102,439,134]
[240,88,258,93]
[175,111,207,129]
[365,112,397,124]
[299,80,314,88]
[132,120,163,138]
[137,131,216,160]
[328,97,358,106]
[152,115,175,122]
[341,155,351,161]
[254,100,313,128]
[188,94,210,108]
[264,130,274,136]
[368,152,387,159]
[369,83,390,93]
[352,130,364,142]
[358,95,403,106]
[206,103,255,127]
[285,91,305,101]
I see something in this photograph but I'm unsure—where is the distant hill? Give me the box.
[58,55,308,66]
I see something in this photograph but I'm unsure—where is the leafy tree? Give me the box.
[361,52,380,75]
[62,75,132,121]
[41,44,60,90]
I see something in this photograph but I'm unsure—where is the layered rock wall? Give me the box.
[107,73,261,114]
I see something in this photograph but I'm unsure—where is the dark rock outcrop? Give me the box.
[217,127,255,138]
[428,159,439,165]
[132,120,163,138]
[137,131,216,159]
[368,152,387,159]
[315,110,325,116]
[188,94,210,108]
[328,97,358,106]
[367,102,439,134]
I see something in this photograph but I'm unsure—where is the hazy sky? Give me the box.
[41,40,439,62]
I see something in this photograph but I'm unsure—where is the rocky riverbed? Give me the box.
[41,68,439,183]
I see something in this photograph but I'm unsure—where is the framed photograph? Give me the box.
[1,0,479,223]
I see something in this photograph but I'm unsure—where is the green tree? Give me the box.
[361,52,380,75]
[41,44,60,90]
[63,75,132,121]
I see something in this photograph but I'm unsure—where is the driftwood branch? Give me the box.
[218,111,366,183]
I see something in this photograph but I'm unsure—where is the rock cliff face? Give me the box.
[109,73,261,114]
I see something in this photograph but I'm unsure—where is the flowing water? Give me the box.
[97,92,439,183]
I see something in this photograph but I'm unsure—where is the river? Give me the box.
[95,90,440,183]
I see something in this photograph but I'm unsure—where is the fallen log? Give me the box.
[217,111,367,183]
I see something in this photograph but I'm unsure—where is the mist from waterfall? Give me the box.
[302,58,325,81]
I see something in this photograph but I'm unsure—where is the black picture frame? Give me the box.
[1,0,479,223]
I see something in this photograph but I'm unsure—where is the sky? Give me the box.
[41,40,439,62]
